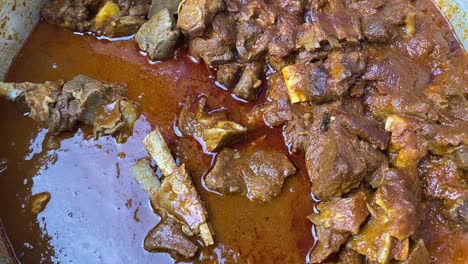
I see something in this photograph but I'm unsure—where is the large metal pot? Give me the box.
[0,0,466,263]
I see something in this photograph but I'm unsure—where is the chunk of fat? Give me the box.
[94,2,120,29]
[143,129,178,176]
[130,158,161,198]
[281,64,309,104]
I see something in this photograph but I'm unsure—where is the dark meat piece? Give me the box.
[177,0,224,37]
[368,167,421,240]
[246,99,292,128]
[232,62,263,101]
[309,225,350,264]
[282,51,366,103]
[283,103,314,153]
[268,15,298,58]
[177,96,246,152]
[205,148,296,202]
[41,0,101,32]
[306,124,384,200]
[339,112,390,150]
[308,191,369,234]
[191,35,234,65]
[420,157,468,225]
[361,15,390,42]
[216,63,241,88]
[211,13,237,45]
[144,219,199,259]
[135,8,180,61]
[0,75,138,137]
[236,20,269,62]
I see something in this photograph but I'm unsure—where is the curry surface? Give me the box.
[0,22,314,263]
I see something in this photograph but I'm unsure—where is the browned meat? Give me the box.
[236,20,269,62]
[309,225,350,264]
[42,0,149,37]
[135,8,180,61]
[308,191,369,234]
[41,0,102,32]
[177,0,224,37]
[282,51,366,103]
[420,157,468,225]
[205,148,296,202]
[246,99,292,128]
[0,75,138,137]
[144,219,199,259]
[211,13,237,45]
[232,62,263,101]
[347,217,410,263]
[191,35,234,65]
[384,114,468,168]
[368,167,421,240]
[178,96,246,152]
[283,103,314,153]
[134,129,214,246]
[339,112,390,150]
[306,124,384,200]
[268,15,298,58]
[216,63,241,89]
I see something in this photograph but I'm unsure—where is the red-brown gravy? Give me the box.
[0,22,314,263]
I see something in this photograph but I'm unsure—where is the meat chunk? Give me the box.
[135,8,180,61]
[144,219,199,259]
[205,148,296,202]
[347,217,410,263]
[420,157,468,225]
[135,129,214,246]
[216,63,241,89]
[95,15,146,37]
[236,20,269,62]
[368,167,421,240]
[308,191,369,234]
[339,112,390,150]
[178,96,246,152]
[309,225,350,264]
[41,0,101,32]
[0,75,138,138]
[191,35,234,65]
[232,62,263,101]
[177,0,224,37]
[246,99,292,128]
[306,124,384,200]
[282,51,366,103]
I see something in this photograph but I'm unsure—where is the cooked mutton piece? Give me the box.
[0,75,139,137]
[308,191,369,235]
[282,51,366,104]
[178,96,247,152]
[135,8,180,61]
[139,129,214,246]
[144,218,199,259]
[41,0,149,37]
[309,225,350,264]
[130,159,200,259]
[204,148,296,202]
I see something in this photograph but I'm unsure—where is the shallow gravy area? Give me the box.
[0,22,314,263]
